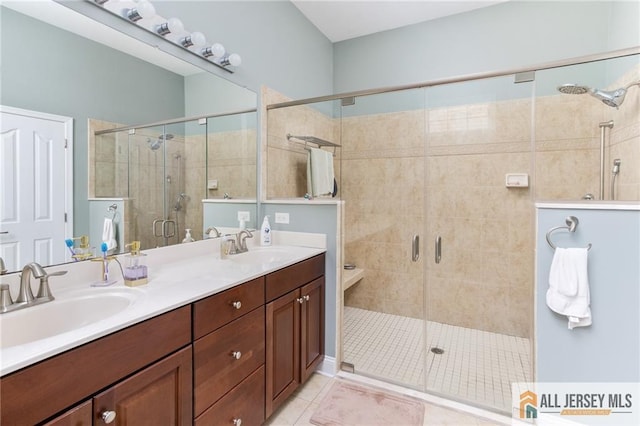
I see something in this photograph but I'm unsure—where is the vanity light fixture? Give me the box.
[155,17,184,36]
[180,31,206,48]
[201,43,226,59]
[90,0,240,72]
[124,0,155,22]
[219,53,242,67]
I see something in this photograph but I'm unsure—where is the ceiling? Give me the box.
[291,0,508,42]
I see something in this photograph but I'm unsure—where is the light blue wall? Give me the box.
[536,207,640,382]
[333,1,640,93]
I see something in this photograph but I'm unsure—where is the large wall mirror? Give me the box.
[0,1,257,273]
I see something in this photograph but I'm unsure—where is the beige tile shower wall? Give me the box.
[342,100,534,338]
[266,92,340,199]
[609,67,640,200]
[185,134,206,241]
[535,95,602,200]
[207,129,257,200]
[342,110,426,320]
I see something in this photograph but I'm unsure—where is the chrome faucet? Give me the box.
[205,227,221,238]
[1,262,67,314]
[16,262,47,303]
[235,229,253,253]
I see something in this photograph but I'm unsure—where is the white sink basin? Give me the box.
[228,247,297,265]
[0,288,141,349]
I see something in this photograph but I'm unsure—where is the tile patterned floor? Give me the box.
[343,307,532,412]
[265,373,507,426]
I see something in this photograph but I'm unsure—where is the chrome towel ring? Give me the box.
[546,216,592,250]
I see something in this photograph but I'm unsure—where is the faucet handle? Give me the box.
[36,270,66,300]
[0,284,13,312]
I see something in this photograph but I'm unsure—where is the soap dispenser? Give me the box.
[260,215,272,246]
[123,241,148,287]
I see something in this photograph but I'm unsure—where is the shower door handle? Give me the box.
[152,219,163,237]
[412,235,419,262]
[435,236,442,264]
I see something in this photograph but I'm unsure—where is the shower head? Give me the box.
[146,134,175,151]
[147,138,162,151]
[589,87,627,109]
[557,83,590,95]
[558,80,640,109]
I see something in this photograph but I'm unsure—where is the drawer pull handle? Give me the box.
[101,410,117,424]
[231,301,242,310]
[231,351,242,360]
[233,419,242,426]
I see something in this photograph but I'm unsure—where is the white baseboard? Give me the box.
[317,356,337,376]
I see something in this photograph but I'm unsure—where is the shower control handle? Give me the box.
[412,235,419,262]
[435,236,442,264]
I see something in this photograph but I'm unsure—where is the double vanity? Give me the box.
[0,238,326,425]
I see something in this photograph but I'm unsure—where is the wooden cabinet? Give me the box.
[44,400,92,426]
[2,253,325,425]
[265,254,325,418]
[93,346,192,425]
[193,277,266,424]
[0,307,191,425]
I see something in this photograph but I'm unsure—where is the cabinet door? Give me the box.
[265,289,300,418]
[43,400,92,426]
[93,346,192,425]
[301,277,325,383]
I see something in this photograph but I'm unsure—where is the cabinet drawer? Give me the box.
[195,365,265,426]
[194,306,265,417]
[193,277,265,339]
[266,253,325,302]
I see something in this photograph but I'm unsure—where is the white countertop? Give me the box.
[0,237,325,376]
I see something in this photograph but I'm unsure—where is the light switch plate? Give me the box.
[237,211,250,222]
[275,212,290,224]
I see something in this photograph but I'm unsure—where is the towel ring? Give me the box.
[546,216,592,250]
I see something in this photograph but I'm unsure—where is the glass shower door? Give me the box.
[423,75,534,411]
[340,88,428,390]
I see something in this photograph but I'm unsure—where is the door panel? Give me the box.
[0,107,71,271]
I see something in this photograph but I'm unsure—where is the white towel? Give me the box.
[546,247,591,329]
[102,217,118,252]
[306,147,335,197]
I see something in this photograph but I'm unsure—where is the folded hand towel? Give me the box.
[546,247,591,329]
[102,217,118,252]
[307,147,335,197]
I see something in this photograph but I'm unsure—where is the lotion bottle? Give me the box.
[260,216,272,246]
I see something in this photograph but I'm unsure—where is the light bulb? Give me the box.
[181,32,206,48]
[126,0,155,22]
[220,53,241,67]
[156,17,183,36]
[201,43,226,59]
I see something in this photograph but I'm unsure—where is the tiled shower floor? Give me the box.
[343,306,532,412]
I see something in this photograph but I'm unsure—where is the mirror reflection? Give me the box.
[0,3,257,273]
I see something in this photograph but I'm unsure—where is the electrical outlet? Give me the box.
[237,211,250,222]
[275,212,290,224]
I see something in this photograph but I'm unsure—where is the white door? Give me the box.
[0,106,73,272]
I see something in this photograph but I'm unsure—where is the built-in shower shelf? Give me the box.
[343,267,365,292]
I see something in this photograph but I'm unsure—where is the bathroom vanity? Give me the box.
[0,241,326,425]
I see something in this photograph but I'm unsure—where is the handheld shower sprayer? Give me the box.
[557,81,640,109]
[611,159,621,201]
